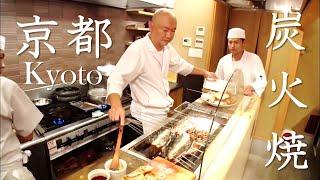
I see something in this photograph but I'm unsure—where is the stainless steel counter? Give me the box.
[21,81,180,149]
[21,105,130,150]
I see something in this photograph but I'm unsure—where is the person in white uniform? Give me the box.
[0,35,43,180]
[106,9,215,134]
[215,28,267,96]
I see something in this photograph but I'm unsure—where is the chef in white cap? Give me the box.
[215,28,267,96]
[0,35,43,180]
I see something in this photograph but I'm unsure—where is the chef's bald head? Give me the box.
[152,8,176,25]
[148,8,177,50]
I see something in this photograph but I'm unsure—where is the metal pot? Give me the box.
[88,88,108,104]
[53,86,81,102]
[32,98,52,106]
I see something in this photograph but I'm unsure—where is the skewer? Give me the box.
[176,157,194,170]
[180,155,197,166]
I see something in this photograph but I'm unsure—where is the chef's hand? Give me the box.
[190,68,217,81]
[205,71,217,81]
[107,94,125,126]
[244,86,254,96]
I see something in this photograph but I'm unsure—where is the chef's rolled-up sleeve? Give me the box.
[168,47,194,76]
[11,84,43,137]
[107,44,144,98]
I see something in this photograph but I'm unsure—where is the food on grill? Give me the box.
[130,113,224,172]
[167,133,192,160]
[151,129,171,147]
[180,141,205,163]
[144,129,172,159]
[186,128,209,142]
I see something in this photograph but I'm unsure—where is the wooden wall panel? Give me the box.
[285,0,320,133]
[256,11,272,68]
[254,29,304,139]
[209,0,230,72]
[228,8,263,54]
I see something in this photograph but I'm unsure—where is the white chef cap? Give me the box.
[0,35,5,51]
[227,28,246,39]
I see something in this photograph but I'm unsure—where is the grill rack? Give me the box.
[126,105,225,172]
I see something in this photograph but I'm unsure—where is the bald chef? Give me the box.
[106,9,215,134]
[215,28,267,96]
[0,35,43,180]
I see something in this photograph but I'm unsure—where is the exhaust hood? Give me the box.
[226,0,309,12]
[265,0,308,12]
[71,0,174,9]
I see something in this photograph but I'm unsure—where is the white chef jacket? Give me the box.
[107,34,194,133]
[215,50,267,96]
[0,76,43,180]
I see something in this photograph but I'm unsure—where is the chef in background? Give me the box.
[106,9,216,134]
[0,35,43,180]
[215,28,267,96]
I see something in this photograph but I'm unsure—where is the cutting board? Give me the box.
[149,157,196,180]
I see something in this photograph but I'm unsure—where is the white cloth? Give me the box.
[107,33,194,130]
[228,28,246,39]
[130,102,168,134]
[215,51,267,96]
[1,162,35,180]
[0,76,43,180]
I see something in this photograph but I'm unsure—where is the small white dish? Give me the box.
[104,159,127,180]
[88,169,110,180]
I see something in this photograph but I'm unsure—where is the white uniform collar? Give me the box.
[145,33,168,53]
[231,50,247,62]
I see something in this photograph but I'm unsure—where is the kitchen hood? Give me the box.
[226,0,309,12]
[71,0,174,9]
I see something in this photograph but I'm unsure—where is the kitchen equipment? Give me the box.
[105,159,127,180]
[36,102,92,134]
[70,101,110,112]
[69,101,98,112]
[53,86,81,102]
[53,118,65,126]
[32,98,52,106]
[88,88,108,104]
[122,111,223,172]
[24,84,137,179]
[85,102,110,111]
[88,169,110,180]
[110,125,124,170]
[33,86,133,161]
